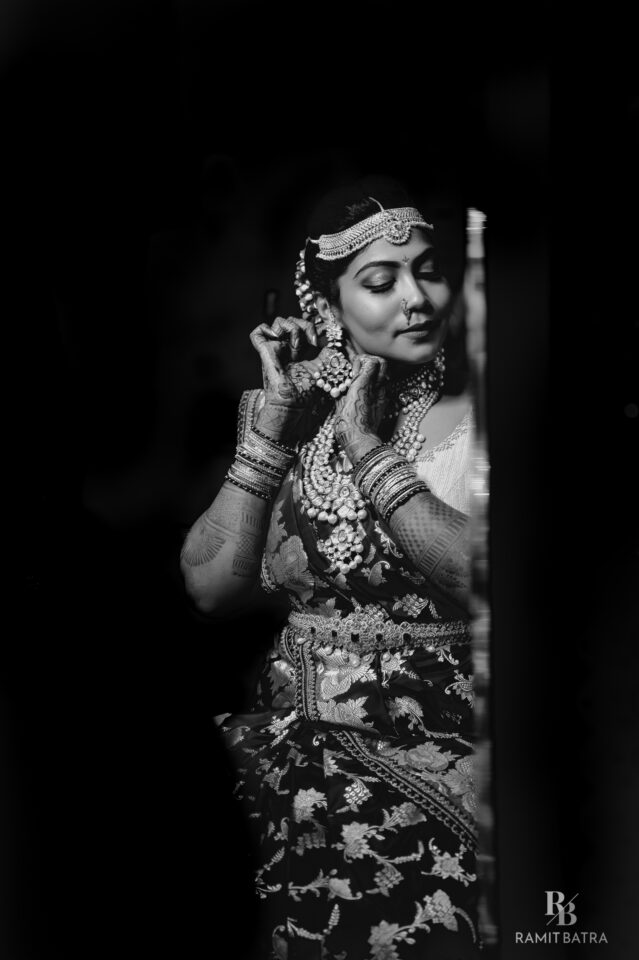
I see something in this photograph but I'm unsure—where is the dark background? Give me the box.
[1,3,637,958]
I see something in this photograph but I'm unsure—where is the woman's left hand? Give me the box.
[334,354,388,466]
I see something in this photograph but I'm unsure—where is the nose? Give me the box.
[400,272,434,315]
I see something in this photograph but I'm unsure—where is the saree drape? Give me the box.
[217,391,481,960]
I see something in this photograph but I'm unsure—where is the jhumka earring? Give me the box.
[293,248,353,400]
[312,308,353,398]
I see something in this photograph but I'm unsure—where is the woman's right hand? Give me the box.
[249,316,332,445]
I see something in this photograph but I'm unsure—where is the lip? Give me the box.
[399,316,442,335]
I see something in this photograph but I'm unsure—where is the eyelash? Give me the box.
[366,270,443,293]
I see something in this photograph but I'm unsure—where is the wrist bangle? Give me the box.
[225,474,273,500]
[251,424,296,457]
[350,442,389,473]
[353,445,406,499]
[378,480,429,523]
[352,448,430,524]
[225,425,296,501]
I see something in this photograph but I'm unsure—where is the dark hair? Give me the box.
[304,176,431,305]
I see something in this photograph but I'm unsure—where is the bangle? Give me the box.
[225,474,272,500]
[387,483,429,516]
[251,424,296,457]
[350,442,388,472]
[380,481,429,523]
[245,427,296,471]
[352,446,430,523]
[373,469,429,523]
[226,459,275,499]
[353,445,405,499]
[225,426,296,500]
[351,442,429,523]
[367,460,406,496]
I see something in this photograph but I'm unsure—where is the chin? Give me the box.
[393,337,446,366]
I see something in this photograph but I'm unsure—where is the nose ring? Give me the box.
[401,298,412,323]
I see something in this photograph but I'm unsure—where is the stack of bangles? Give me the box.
[226,426,296,500]
[353,444,429,524]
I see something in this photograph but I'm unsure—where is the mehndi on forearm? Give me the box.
[181,480,268,573]
[352,444,470,612]
[181,424,295,614]
[387,491,470,610]
[180,480,271,613]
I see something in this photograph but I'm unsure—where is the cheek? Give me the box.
[345,293,395,336]
[432,282,452,308]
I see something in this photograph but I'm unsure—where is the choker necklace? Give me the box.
[300,351,445,576]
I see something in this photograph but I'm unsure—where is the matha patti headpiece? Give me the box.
[309,197,433,261]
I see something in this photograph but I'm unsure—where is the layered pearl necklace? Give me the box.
[387,351,446,461]
[300,351,445,576]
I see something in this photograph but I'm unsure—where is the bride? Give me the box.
[181,176,480,959]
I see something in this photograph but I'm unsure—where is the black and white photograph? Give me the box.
[2,3,637,958]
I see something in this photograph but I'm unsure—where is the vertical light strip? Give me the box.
[466,207,499,949]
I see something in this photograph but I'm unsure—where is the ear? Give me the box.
[315,295,342,324]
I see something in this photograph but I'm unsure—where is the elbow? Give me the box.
[180,563,247,619]
[188,592,221,618]
[181,564,223,617]
[185,584,230,620]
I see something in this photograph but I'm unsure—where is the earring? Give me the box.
[324,307,344,347]
[313,307,353,399]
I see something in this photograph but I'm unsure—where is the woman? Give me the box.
[181,177,481,959]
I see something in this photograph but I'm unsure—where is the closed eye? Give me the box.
[365,279,395,293]
[414,248,443,280]
[362,271,396,292]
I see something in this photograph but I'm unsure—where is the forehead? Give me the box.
[344,229,434,277]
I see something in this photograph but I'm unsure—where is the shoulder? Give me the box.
[236,388,265,445]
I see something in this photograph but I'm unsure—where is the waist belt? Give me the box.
[286,609,471,655]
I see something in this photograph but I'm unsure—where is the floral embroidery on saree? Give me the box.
[218,391,480,957]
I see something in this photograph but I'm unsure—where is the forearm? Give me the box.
[180,480,271,615]
[350,440,471,613]
[387,491,470,613]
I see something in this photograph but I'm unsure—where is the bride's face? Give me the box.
[332,230,452,365]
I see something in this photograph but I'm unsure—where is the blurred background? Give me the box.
[1,2,637,957]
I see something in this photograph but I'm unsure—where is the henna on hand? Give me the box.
[249,317,335,444]
[254,401,304,443]
[334,354,387,463]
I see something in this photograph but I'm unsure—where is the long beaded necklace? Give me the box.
[300,351,445,576]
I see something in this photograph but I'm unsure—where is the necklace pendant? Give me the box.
[317,519,365,575]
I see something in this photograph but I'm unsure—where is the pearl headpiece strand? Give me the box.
[309,198,433,261]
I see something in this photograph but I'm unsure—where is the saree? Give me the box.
[217,390,481,960]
